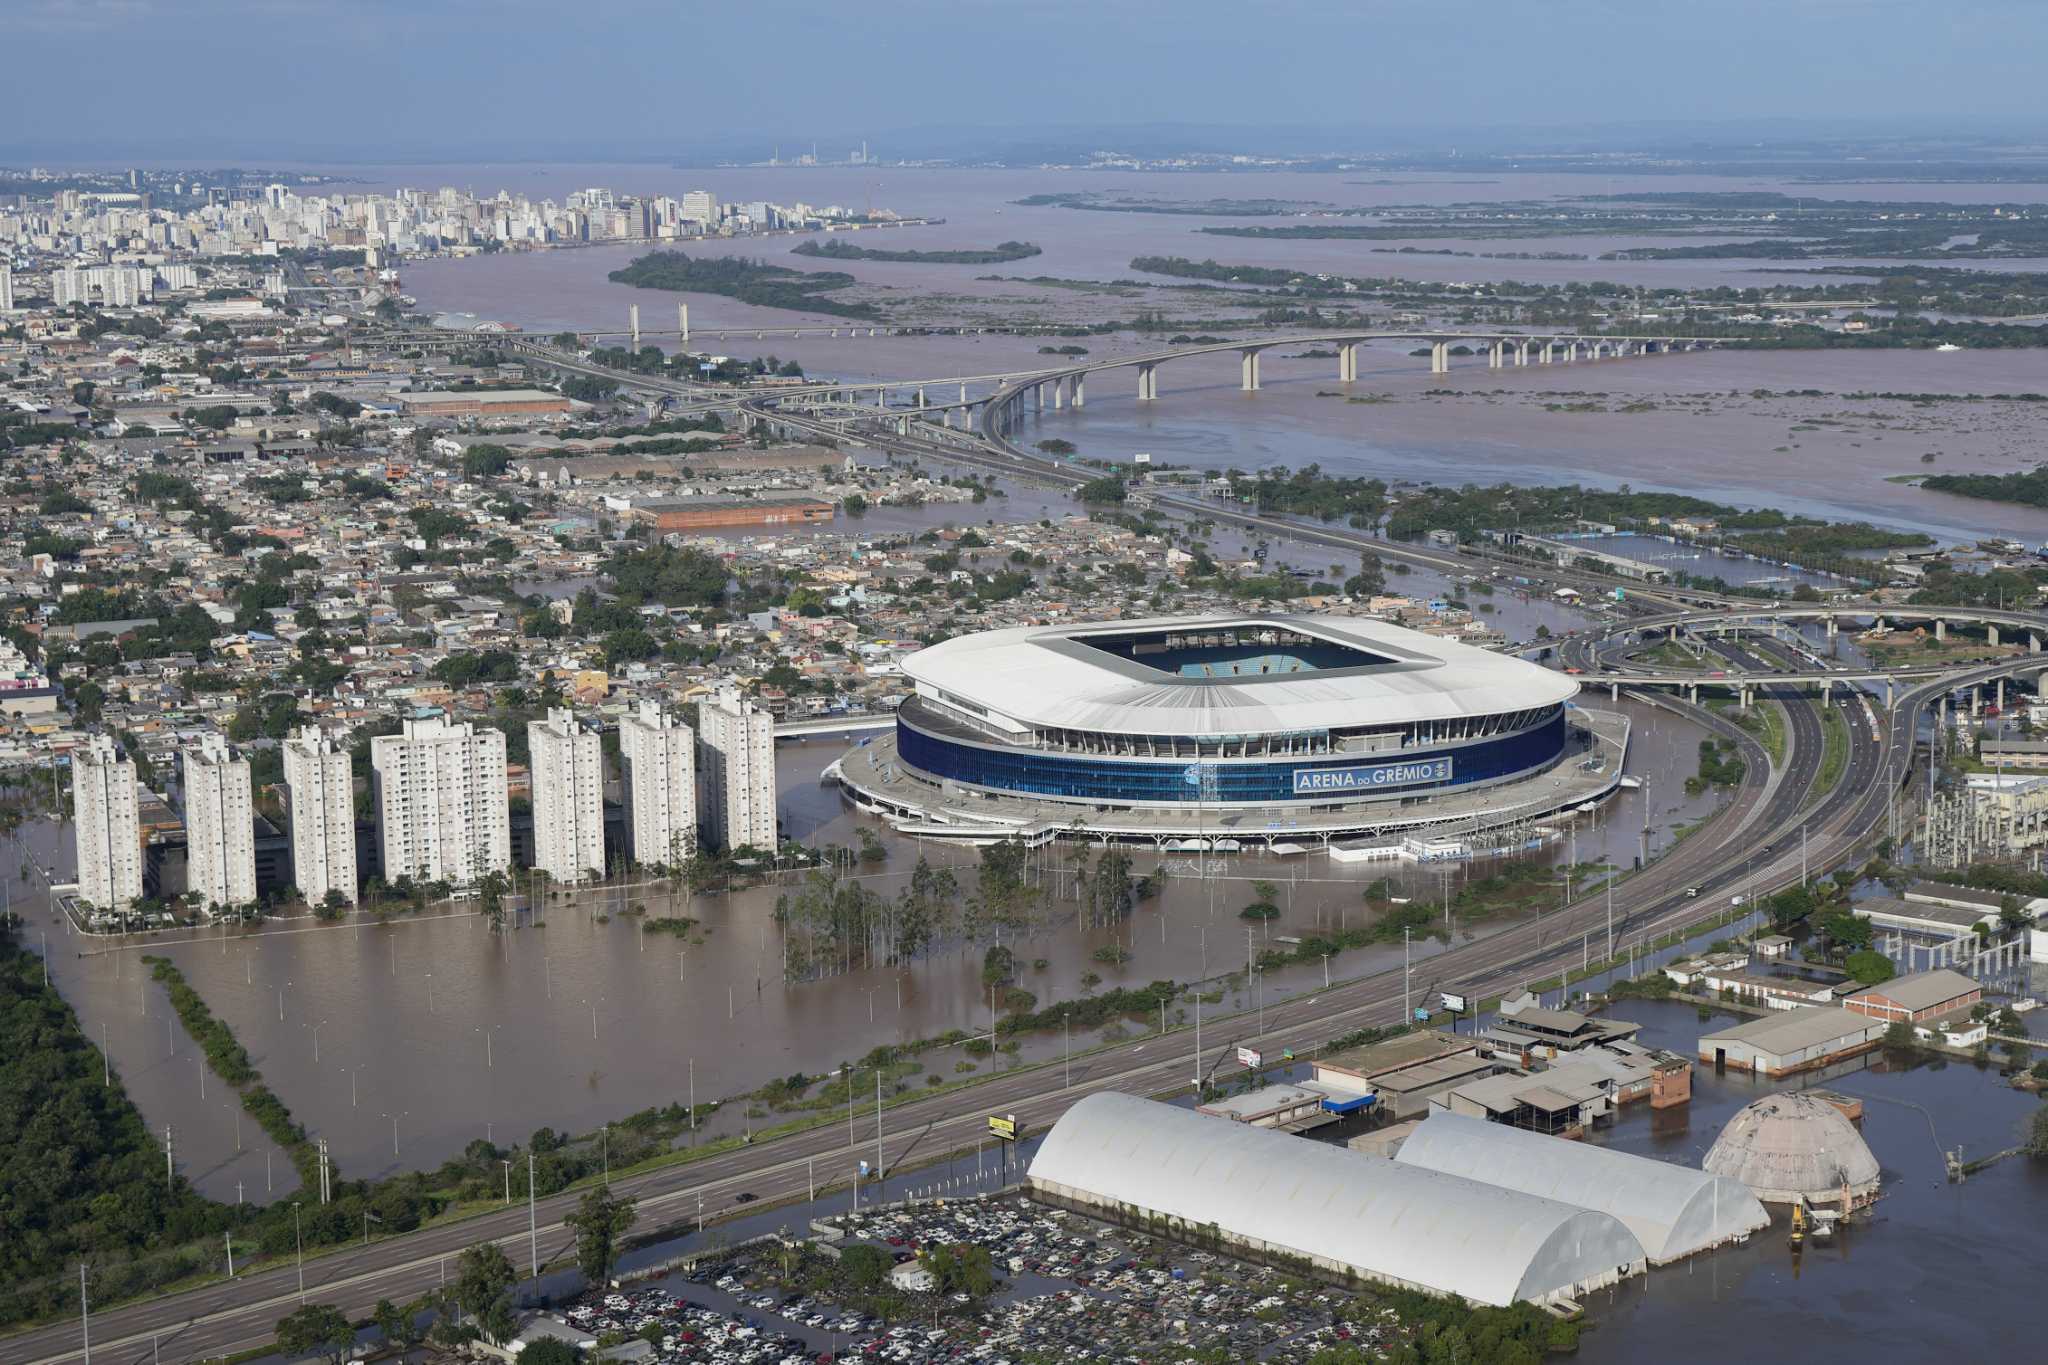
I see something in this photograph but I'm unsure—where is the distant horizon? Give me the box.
[9,0,2048,163]
[11,120,2048,174]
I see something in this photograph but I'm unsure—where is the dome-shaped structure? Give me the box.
[1703,1092,1880,1208]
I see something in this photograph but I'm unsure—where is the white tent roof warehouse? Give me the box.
[1028,1093,1645,1307]
[1393,1111,1768,1264]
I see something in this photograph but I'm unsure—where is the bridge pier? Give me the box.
[1563,342,1578,365]
[1138,363,1159,401]
[1540,342,1555,365]
[1430,341,1449,375]
[1034,382,1044,412]
[1514,341,1530,367]
[1592,341,1609,360]
[630,304,640,350]
[678,303,688,343]
[1935,618,1947,643]
[1241,349,1262,391]
[1884,678,1893,709]
[1072,374,1085,408]
[1052,378,1064,410]
[1338,342,1359,383]
[959,383,968,405]
[2032,632,2042,654]
[1826,615,1838,639]
[1687,683,1698,706]
[1997,678,2006,712]
[1488,340,1505,370]
[1610,681,1620,702]
[1989,624,2001,648]
[915,386,927,409]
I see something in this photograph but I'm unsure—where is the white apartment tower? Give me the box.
[282,726,357,906]
[182,734,256,913]
[371,717,511,889]
[0,263,13,311]
[73,734,142,913]
[528,708,605,883]
[697,687,777,852]
[619,701,695,869]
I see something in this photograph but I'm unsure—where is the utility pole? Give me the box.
[874,1070,884,1194]
[79,1264,89,1365]
[1403,926,1411,1025]
[527,1152,539,1277]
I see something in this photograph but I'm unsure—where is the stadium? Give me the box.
[832,613,1624,848]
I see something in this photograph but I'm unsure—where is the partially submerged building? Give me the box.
[1697,1006,1887,1079]
[1393,1111,1767,1264]
[1703,1092,1881,1210]
[1029,1093,1646,1307]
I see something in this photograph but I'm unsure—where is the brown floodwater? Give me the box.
[31,686,1715,1197]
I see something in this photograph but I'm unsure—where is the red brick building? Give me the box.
[1843,968,1981,1024]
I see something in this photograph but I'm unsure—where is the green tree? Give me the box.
[274,1302,354,1364]
[926,1243,999,1298]
[565,1182,638,1286]
[839,1242,892,1290]
[518,1340,583,1365]
[1845,950,1895,986]
[454,1240,518,1343]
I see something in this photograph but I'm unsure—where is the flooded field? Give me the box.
[381,164,2048,544]
[30,684,1718,1200]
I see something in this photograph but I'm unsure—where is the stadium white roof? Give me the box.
[1393,1111,1768,1264]
[1028,1093,1644,1306]
[903,613,1578,738]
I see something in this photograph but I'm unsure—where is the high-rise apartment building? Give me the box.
[73,734,142,913]
[680,190,719,228]
[0,264,13,311]
[182,734,255,913]
[619,701,695,869]
[282,726,357,906]
[528,708,605,883]
[697,687,776,852]
[371,717,510,889]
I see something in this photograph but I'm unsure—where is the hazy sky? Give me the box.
[8,0,2044,161]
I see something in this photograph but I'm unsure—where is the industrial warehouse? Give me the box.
[1390,1111,1769,1264]
[833,613,1624,845]
[1028,1093,1649,1307]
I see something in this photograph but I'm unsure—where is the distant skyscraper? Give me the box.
[371,717,510,889]
[697,687,776,852]
[620,701,695,869]
[283,726,357,906]
[0,264,13,311]
[182,734,255,913]
[73,734,142,913]
[528,708,605,883]
[680,190,718,228]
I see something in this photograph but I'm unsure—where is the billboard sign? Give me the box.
[1236,1046,1263,1069]
[989,1114,1018,1141]
[1292,757,1452,796]
[1440,991,1468,1014]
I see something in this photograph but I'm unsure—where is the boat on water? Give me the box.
[1936,342,1962,352]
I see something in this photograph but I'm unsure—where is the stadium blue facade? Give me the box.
[896,706,1568,808]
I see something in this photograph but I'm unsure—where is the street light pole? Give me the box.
[527,1152,539,1277]
[292,1204,305,1303]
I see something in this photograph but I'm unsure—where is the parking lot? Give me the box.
[558,1193,1408,1362]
